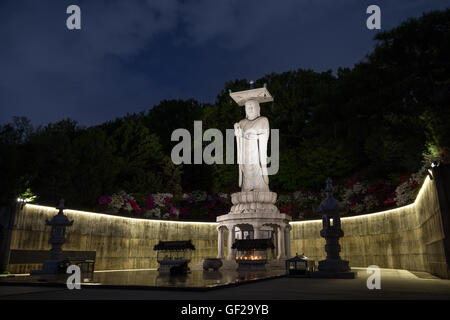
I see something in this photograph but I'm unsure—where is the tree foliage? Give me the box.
[1,9,449,209]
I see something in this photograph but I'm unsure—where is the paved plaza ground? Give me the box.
[0,268,449,300]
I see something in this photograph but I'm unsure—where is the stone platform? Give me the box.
[216,191,292,261]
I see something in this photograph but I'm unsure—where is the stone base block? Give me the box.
[30,260,61,275]
[318,258,351,273]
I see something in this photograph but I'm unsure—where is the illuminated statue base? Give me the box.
[216,191,291,262]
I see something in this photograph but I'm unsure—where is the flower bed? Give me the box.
[97,190,231,222]
[97,166,427,221]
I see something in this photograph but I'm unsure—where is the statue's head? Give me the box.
[245,100,260,120]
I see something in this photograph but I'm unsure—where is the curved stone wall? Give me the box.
[7,176,449,278]
[291,176,449,278]
[8,206,218,273]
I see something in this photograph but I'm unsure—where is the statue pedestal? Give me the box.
[229,191,279,215]
[216,191,291,261]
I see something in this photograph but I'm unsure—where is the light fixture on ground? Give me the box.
[285,253,316,277]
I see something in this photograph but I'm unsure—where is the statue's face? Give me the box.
[245,100,260,120]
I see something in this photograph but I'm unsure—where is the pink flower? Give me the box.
[145,195,155,210]
[135,208,146,217]
[383,198,395,205]
[169,206,179,217]
[164,196,172,207]
[98,196,112,205]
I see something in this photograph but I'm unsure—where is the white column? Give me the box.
[284,225,291,259]
[217,226,224,259]
[226,225,235,260]
[277,225,286,259]
[253,224,261,239]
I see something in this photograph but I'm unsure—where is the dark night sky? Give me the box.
[0,0,448,126]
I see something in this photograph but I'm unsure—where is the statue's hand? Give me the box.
[234,123,242,137]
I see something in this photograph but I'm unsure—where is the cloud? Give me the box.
[0,0,181,125]
[0,0,448,126]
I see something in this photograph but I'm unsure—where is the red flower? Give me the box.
[207,200,216,209]
[128,199,140,212]
[180,206,190,217]
[368,182,384,195]
[280,205,293,214]
[383,198,395,205]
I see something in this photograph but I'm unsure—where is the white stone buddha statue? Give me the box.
[234,99,270,192]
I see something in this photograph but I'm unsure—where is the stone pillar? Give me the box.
[226,225,235,260]
[217,226,224,259]
[284,225,291,259]
[253,224,261,239]
[277,225,286,259]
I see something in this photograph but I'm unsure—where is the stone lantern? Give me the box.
[31,199,74,275]
[312,179,355,278]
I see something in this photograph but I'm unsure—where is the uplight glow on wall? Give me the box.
[23,176,431,227]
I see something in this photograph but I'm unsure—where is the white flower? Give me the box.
[394,165,427,207]
[148,208,161,218]
[363,195,379,211]
[152,193,173,207]
[353,203,365,213]
[109,193,124,210]
[342,188,354,205]
[170,207,180,217]
[293,191,305,201]
[218,193,228,199]
[394,181,415,206]
[190,190,207,202]
[123,202,133,212]
[108,190,135,211]
[143,210,153,218]
[352,182,367,194]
